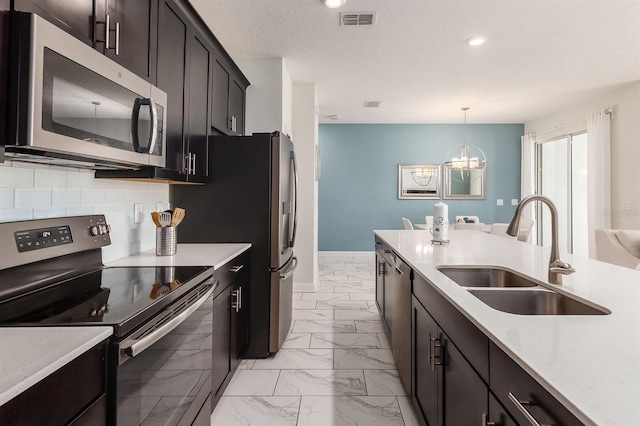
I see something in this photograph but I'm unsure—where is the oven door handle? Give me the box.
[123,282,217,358]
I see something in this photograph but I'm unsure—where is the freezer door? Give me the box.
[269,256,297,352]
[270,134,297,269]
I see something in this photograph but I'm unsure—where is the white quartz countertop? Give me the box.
[0,327,112,406]
[374,229,640,426]
[106,243,251,268]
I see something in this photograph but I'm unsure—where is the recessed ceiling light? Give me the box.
[466,36,487,46]
[323,0,346,8]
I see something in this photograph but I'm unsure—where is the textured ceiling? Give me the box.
[189,0,640,124]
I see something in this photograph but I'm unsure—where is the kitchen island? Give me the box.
[375,229,640,426]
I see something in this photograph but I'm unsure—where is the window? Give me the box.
[536,132,588,256]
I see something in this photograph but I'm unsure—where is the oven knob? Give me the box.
[90,309,98,317]
[106,224,111,234]
[99,224,107,235]
[89,226,99,236]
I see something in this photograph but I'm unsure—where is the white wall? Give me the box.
[0,161,169,262]
[525,81,640,229]
[236,57,293,137]
[292,83,319,291]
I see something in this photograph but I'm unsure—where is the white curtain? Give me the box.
[520,133,536,223]
[587,109,611,258]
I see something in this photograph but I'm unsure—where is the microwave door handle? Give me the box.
[148,98,158,155]
[131,98,157,154]
[131,98,143,152]
[289,151,299,248]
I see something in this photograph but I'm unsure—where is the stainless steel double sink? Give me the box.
[437,267,610,315]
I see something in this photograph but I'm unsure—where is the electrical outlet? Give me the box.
[511,199,519,206]
[134,203,144,224]
[496,199,503,206]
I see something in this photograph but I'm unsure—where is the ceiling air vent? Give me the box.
[340,12,377,26]
[363,101,381,108]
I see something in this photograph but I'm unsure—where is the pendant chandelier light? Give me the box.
[444,107,486,183]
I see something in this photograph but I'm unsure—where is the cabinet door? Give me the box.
[442,338,488,425]
[413,297,441,426]
[391,259,411,395]
[212,284,231,398]
[229,79,245,135]
[106,0,156,81]
[156,0,187,173]
[211,56,230,133]
[185,32,211,179]
[231,272,250,370]
[375,252,385,316]
[14,0,94,45]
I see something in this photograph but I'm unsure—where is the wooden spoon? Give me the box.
[171,208,186,227]
[151,211,162,227]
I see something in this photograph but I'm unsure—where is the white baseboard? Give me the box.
[293,282,317,292]
[319,251,374,257]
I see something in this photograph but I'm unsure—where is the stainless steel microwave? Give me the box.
[4,13,167,170]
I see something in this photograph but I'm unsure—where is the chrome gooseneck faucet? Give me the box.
[507,195,575,284]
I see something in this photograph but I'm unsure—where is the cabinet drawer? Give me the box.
[214,250,250,289]
[0,340,106,426]
[489,342,584,426]
[413,274,489,382]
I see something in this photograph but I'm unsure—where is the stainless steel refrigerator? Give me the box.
[171,131,298,358]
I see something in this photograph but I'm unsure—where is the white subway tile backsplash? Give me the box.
[93,179,116,190]
[1,165,169,261]
[34,207,67,219]
[67,206,93,216]
[35,169,68,189]
[0,189,14,208]
[67,171,94,189]
[0,166,34,188]
[81,189,105,205]
[52,189,82,206]
[15,189,52,207]
[0,209,33,222]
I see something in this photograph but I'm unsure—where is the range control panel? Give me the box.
[14,225,73,252]
[0,215,112,271]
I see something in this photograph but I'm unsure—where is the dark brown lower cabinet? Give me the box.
[490,342,583,426]
[0,339,107,425]
[211,251,250,410]
[413,295,489,426]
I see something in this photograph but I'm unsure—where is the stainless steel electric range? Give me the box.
[0,215,216,425]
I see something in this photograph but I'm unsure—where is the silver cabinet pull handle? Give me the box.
[481,413,497,426]
[230,265,244,273]
[191,153,196,175]
[105,14,110,50]
[238,286,242,310]
[114,21,120,55]
[232,289,240,312]
[508,392,552,426]
[429,334,443,371]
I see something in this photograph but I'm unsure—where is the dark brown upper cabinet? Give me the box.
[155,0,211,182]
[13,0,157,82]
[101,0,157,82]
[212,53,248,136]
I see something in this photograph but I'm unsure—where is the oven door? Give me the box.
[110,278,216,426]
[14,14,166,168]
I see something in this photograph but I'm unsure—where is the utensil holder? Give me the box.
[156,227,177,256]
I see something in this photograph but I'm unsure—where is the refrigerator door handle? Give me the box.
[289,151,299,248]
[280,256,298,280]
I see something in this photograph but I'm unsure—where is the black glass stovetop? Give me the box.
[0,265,211,337]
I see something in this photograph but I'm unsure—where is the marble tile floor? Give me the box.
[211,254,421,425]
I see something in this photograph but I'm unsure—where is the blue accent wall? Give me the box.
[318,123,524,251]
